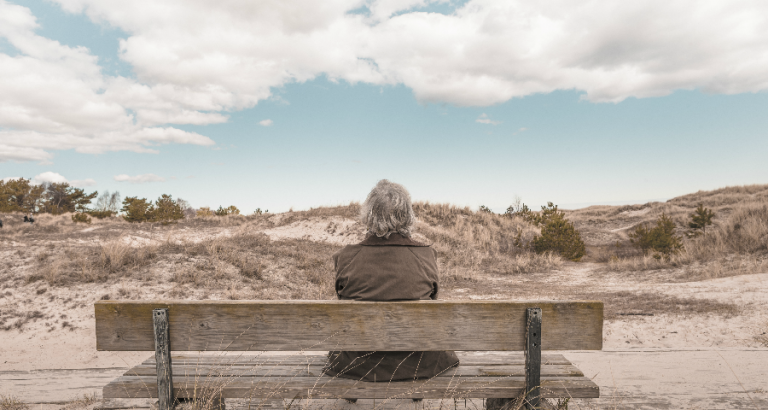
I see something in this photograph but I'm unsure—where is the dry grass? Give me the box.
[0,395,28,410]
[4,201,562,299]
[601,200,768,279]
[60,394,98,410]
[414,202,562,279]
[0,307,48,331]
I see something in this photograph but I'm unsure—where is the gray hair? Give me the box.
[360,179,416,239]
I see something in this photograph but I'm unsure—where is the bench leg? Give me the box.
[153,308,174,410]
[525,307,542,410]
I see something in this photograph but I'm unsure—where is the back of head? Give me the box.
[360,179,416,239]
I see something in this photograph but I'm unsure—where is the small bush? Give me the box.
[0,394,29,410]
[153,194,184,225]
[479,205,493,214]
[532,211,586,261]
[86,210,114,219]
[629,212,683,258]
[215,205,240,216]
[196,207,215,217]
[688,203,715,235]
[71,212,91,224]
[121,197,154,222]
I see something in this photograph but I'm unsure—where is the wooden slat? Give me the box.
[103,375,600,399]
[122,364,585,378]
[140,353,573,367]
[95,300,603,351]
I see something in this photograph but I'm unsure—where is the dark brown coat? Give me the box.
[323,233,460,382]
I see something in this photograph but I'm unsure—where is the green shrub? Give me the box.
[153,194,184,225]
[215,205,240,216]
[196,207,214,217]
[504,201,535,223]
[479,205,493,214]
[532,212,586,261]
[86,210,114,219]
[688,203,715,235]
[529,202,586,261]
[629,213,683,258]
[71,212,91,224]
[121,197,154,223]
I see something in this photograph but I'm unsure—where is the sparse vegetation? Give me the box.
[0,178,98,215]
[121,194,185,224]
[196,207,215,217]
[121,196,155,222]
[530,203,586,262]
[153,194,185,225]
[0,394,29,410]
[71,212,91,224]
[628,212,683,258]
[90,190,121,218]
[688,203,715,235]
[215,205,241,216]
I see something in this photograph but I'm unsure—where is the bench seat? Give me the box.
[105,353,599,400]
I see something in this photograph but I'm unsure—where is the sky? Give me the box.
[1,0,767,214]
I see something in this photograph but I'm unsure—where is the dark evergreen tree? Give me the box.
[121,197,155,222]
[629,213,683,257]
[688,203,715,235]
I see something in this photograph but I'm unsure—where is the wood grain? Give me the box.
[525,307,542,409]
[152,309,174,410]
[95,300,603,351]
[140,353,574,367]
[122,364,585,378]
[102,375,600,399]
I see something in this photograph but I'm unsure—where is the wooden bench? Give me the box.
[95,300,602,410]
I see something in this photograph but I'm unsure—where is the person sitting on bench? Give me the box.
[323,179,460,386]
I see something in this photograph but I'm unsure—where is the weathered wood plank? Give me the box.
[95,300,603,351]
[140,353,573,367]
[103,375,600,399]
[153,309,174,410]
[123,364,585,378]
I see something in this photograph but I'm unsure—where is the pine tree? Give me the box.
[688,203,715,235]
[529,202,586,261]
[121,197,155,222]
[629,213,683,257]
[154,194,184,224]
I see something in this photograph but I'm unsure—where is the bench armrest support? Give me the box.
[525,307,542,409]
[154,308,174,410]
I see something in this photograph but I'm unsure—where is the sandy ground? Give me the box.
[2,218,768,408]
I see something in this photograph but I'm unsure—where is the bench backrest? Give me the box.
[95,300,602,352]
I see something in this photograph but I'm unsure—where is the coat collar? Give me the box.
[359,233,430,247]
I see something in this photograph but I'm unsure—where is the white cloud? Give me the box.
[476,113,501,125]
[114,173,165,184]
[259,119,274,127]
[0,0,216,162]
[31,171,68,185]
[70,178,97,187]
[27,171,97,187]
[2,0,768,162]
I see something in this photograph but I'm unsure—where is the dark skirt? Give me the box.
[323,351,460,382]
